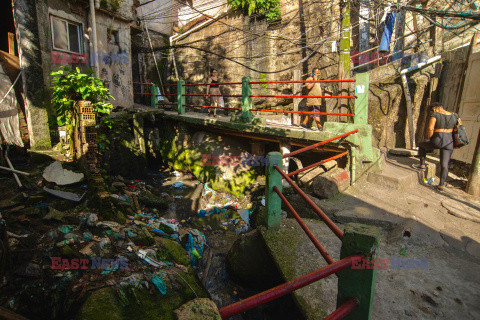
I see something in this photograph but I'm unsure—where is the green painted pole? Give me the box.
[339,3,351,77]
[151,83,157,108]
[337,223,381,320]
[350,147,356,185]
[177,80,185,114]
[263,152,283,229]
[241,76,253,122]
[338,3,351,121]
[354,73,369,125]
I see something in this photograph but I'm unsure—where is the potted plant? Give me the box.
[50,66,113,160]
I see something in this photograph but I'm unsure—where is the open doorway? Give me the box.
[0,0,17,55]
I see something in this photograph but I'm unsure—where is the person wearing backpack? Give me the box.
[412,102,463,191]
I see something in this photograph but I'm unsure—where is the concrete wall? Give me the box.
[95,9,134,107]
[35,0,134,110]
[13,0,52,149]
[171,0,342,110]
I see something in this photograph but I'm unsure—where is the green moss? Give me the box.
[157,223,174,234]
[139,192,168,210]
[133,226,155,246]
[225,230,282,290]
[155,237,189,266]
[259,221,330,319]
[76,269,208,320]
[31,136,53,150]
[75,287,123,320]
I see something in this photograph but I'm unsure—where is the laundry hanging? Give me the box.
[379,12,397,52]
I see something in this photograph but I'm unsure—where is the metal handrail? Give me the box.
[273,186,335,265]
[274,165,344,239]
[218,255,363,319]
[324,298,360,320]
[288,151,348,177]
[283,130,358,158]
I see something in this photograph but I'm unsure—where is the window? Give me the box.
[51,16,82,53]
[108,29,120,45]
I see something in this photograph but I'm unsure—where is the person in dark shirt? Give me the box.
[206,69,223,117]
[412,102,462,191]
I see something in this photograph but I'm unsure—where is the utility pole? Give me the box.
[467,130,480,197]
[338,1,351,121]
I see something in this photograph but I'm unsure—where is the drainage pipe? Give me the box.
[89,0,99,78]
[400,55,441,149]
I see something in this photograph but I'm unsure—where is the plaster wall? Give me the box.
[36,0,134,109]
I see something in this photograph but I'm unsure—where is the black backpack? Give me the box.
[453,113,469,148]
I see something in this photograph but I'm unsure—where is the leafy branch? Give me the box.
[228,0,281,21]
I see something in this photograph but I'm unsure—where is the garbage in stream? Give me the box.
[0,157,261,320]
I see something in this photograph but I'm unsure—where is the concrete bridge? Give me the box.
[131,72,381,197]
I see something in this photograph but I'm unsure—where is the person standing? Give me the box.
[206,69,224,117]
[412,102,461,191]
[301,68,323,131]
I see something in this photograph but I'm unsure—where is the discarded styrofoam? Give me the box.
[43,161,84,185]
[43,187,85,202]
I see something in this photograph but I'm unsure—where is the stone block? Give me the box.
[297,166,326,188]
[367,164,417,190]
[311,167,350,199]
[174,298,221,320]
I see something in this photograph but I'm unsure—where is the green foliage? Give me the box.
[100,0,123,12]
[228,0,281,20]
[50,66,113,126]
[259,73,268,93]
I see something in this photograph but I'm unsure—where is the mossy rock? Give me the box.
[75,269,208,320]
[50,199,78,211]
[225,230,283,290]
[114,210,127,224]
[60,245,81,259]
[139,191,168,210]
[155,237,189,266]
[21,207,41,216]
[133,226,155,246]
[157,121,257,197]
[173,298,221,320]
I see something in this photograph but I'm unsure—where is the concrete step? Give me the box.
[367,162,419,190]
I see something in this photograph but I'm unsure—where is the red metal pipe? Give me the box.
[249,95,355,99]
[183,94,242,97]
[218,255,362,319]
[182,82,243,86]
[273,186,334,265]
[132,82,177,87]
[324,298,359,320]
[283,130,358,158]
[250,109,353,117]
[249,80,355,84]
[185,104,242,111]
[133,92,153,95]
[274,165,344,240]
[288,152,348,177]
